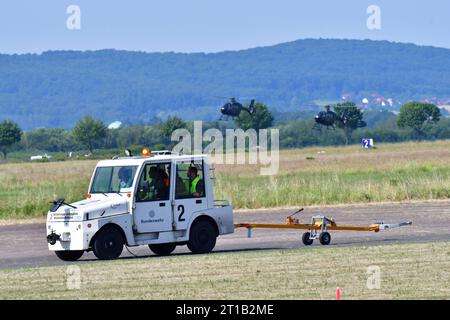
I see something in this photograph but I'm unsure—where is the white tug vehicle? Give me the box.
[47,149,412,261]
[47,149,234,261]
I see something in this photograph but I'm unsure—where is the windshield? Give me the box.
[90,166,138,193]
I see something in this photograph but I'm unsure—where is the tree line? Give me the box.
[2,39,450,129]
[0,101,448,159]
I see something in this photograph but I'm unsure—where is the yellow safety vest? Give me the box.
[190,176,201,194]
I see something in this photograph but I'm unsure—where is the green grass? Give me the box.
[0,160,94,219]
[214,140,450,208]
[1,140,450,219]
[1,241,449,299]
[215,164,450,208]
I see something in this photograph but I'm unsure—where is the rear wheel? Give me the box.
[319,232,331,245]
[149,243,177,256]
[55,250,84,261]
[302,232,314,246]
[92,226,124,260]
[187,220,217,254]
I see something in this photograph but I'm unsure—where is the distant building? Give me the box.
[438,105,450,117]
[30,154,52,161]
[387,98,394,107]
[341,93,351,100]
[108,121,122,129]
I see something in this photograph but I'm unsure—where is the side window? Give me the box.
[136,163,171,202]
[175,160,204,199]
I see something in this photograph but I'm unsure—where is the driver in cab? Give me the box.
[118,167,133,190]
[137,166,170,201]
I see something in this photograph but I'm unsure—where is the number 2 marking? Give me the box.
[363,139,370,148]
[178,205,185,222]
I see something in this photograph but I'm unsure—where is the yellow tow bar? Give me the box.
[234,211,412,245]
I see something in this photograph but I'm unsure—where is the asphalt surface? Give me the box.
[1,201,449,270]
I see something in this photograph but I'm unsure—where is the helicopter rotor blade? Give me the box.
[213,96,255,101]
[213,96,232,99]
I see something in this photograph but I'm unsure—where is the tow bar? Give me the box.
[234,208,412,245]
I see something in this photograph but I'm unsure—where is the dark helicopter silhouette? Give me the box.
[313,105,344,130]
[219,97,256,120]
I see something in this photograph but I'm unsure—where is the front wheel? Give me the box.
[92,226,124,260]
[55,250,84,261]
[187,220,217,254]
[149,243,177,256]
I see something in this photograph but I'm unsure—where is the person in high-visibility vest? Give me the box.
[187,166,204,197]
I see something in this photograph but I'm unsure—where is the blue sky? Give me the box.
[0,0,448,54]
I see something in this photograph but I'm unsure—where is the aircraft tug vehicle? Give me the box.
[46,150,411,261]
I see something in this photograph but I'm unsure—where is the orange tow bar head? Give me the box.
[286,216,300,225]
[286,208,304,225]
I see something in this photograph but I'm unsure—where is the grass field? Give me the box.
[0,241,449,299]
[0,140,449,219]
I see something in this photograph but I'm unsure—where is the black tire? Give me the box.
[302,232,314,246]
[149,243,177,256]
[55,250,84,261]
[319,232,331,245]
[92,226,124,260]
[187,220,217,254]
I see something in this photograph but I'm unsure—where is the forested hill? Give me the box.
[1,38,450,130]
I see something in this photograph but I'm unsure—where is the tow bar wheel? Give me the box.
[319,232,331,245]
[302,232,314,246]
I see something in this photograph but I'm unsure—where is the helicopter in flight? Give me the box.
[313,105,343,130]
[313,104,367,132]
[219,97,256,120]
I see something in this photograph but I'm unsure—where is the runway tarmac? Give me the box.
[1,200,449,270]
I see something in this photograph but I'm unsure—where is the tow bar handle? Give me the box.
[288,208,304,217]
[377,221,412,231]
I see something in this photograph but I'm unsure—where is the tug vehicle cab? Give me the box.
[46,150,234,261]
